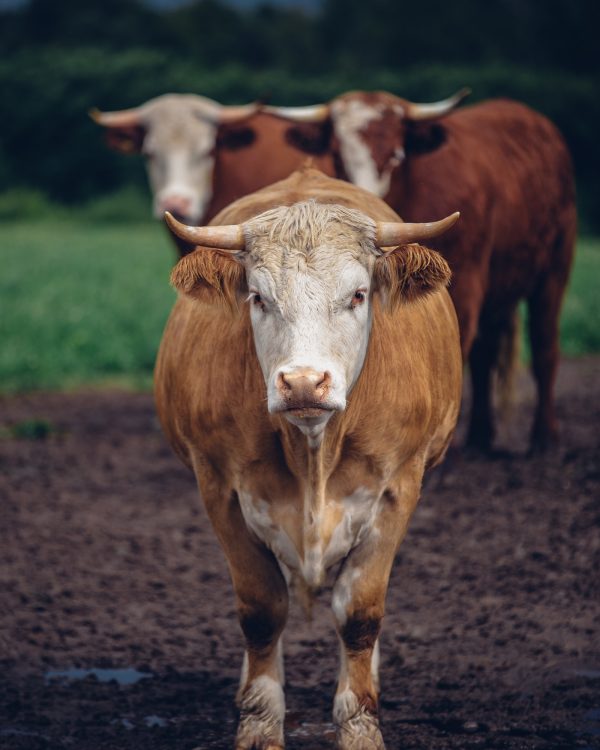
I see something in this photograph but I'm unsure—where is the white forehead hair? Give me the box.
[140,93,220,148]
[243,200,377,269]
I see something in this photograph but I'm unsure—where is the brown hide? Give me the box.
[331,95,576,450]
[155,166,461,497]
[205,113,336,221]
[154,168,461,747]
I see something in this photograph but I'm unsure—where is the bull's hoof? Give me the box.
[235,675,285,750]
[336,709,385,750]
[235,723,284,750]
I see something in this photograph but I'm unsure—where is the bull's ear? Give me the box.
[404,121,447,157]
[104,124,146,154]
[170,248,246,309]
[285,120,333,155]
[374,244,451,309]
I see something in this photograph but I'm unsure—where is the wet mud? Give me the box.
[0,357,599,749]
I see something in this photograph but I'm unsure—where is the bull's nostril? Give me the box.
[316,371,331,390]
[277,372,292,394]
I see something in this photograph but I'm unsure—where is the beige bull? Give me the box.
[154,167,462,749]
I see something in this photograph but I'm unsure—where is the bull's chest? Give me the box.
[237,484,383,589]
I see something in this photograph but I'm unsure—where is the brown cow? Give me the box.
[269,93,577,452]
[91,95,335,255]
[155,167,462,749]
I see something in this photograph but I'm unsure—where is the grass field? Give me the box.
[1,218,598,393]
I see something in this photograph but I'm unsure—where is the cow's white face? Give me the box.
[243,202,377,441]
[142,103,218,225]
[331,97,406,199]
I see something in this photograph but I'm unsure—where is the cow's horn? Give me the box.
[263,104,330,122]
[375,212,460,249]
[164,212,245,252]
[218,102,261,123]
[405,88,471,121]
[89,107,142,128]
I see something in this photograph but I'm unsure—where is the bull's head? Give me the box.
[266,89,470,198]
[166,203,458,442]
[90,94,259,225]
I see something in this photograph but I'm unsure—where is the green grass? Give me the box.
[0,218,598,393]
[0,218,175,392]
[560,237,600,356]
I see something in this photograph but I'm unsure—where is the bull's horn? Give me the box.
[218,102,261,123]
[405,88,471,121]
[164,212,245,252]
[89,106,143,128]
[263,104,330,122]
[376,212,460,248]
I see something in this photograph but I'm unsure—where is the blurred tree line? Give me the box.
[0,0,598,228]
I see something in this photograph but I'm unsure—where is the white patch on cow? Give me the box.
[371,638,380,693]
[243,203,378,434]
[324,487,382,570]
[332,565,362,627]
[331,98,402,198]
[138,95,221,224]
[333,687,360,725]
[238,493,301,571]
[236,675,285,748]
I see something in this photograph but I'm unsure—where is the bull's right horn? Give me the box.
[164,212,245,252]
[89,106,143,128]
[263,103,330,122]
[405,88,471,121]
[375,212,460,248]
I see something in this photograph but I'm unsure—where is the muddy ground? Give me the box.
[0,357,599,750]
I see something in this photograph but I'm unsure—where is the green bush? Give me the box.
[0,49,598,228]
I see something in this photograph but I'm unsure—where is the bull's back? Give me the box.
[399,99,575,306]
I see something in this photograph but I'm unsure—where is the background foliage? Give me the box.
[0,0,598,229]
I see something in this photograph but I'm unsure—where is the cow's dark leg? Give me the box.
[465,327,497,452]
[466,311,516,452]
[331,475,421,750]
[202,486,289,750]
[527,273,565,452]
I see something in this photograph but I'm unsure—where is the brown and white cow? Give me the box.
[269,92,577,452]
[91,94,335,255]
[154,167,462,749]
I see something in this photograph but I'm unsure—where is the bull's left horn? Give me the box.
[218,102,261,123]
[263,104,330,122]
[405,88,471,121]
[89,106,143,128]
[375,212,460,249]
[164,212,245,252]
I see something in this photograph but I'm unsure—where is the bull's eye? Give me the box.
[249,292,265,312]
[351,289,367,309]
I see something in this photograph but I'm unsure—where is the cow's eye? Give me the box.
[351,290,367,309]
[249,292,265,311]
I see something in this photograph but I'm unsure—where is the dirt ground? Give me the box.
[0,357,599,750]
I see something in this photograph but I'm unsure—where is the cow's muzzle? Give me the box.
[273,368,336,418]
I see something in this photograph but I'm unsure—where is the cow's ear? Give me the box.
[104,124,146,154]
[285,120,333,155]
[404,121,447,157]
[170,248,247,310]
[216,126,256,151]
[374,244,451,309]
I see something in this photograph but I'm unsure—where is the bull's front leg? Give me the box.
[331,484,419,750]
[202,486,289,750]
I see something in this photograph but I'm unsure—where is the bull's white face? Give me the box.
[243,203,377,442]
[142,107,218,225]
[331,97,406,199]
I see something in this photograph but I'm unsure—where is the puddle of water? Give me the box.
[583,708,600,737]
[574,668,600,679]
[144,715,168,728]
[0,729,51,740]
[45,667,153,686]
